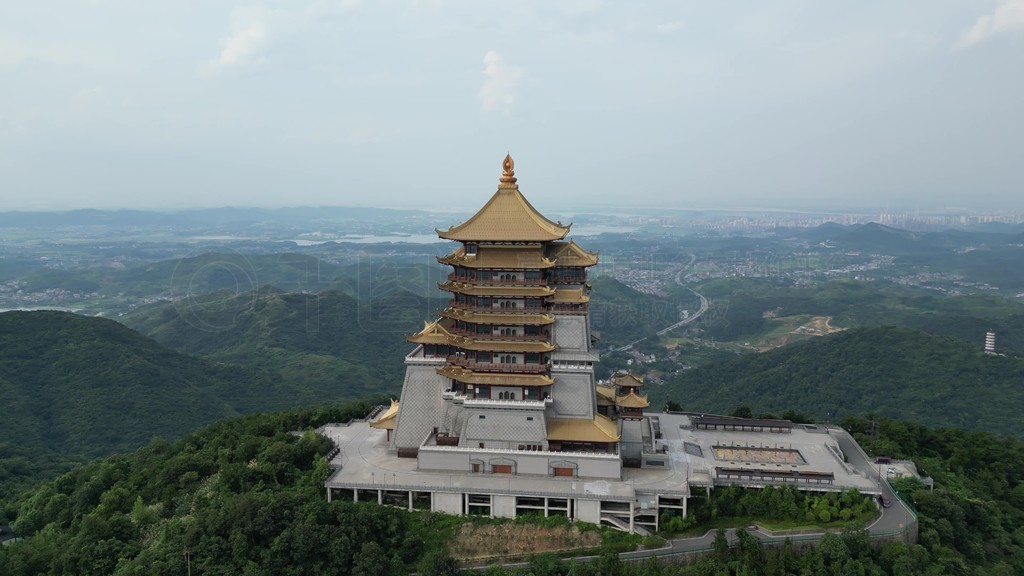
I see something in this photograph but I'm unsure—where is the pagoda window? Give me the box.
[525,270,541,280]
[475,385,490,398]
[525,325,541,336]
[424,345,435,356]
[525,353,540,364]
[466,243,478,255]
[478,353,492,363]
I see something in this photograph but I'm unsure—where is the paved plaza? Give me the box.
[323,411,880,505]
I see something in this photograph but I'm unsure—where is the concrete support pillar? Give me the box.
[377,490,383,505]
[326,487,332,503]
[408,491,414,511]
[629,501,635,534]
[683,496,688,517]
[544,498,549,517]
[353,490,358,503]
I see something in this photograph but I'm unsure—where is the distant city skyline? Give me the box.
[1,1,1022,212]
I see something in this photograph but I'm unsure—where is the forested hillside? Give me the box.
[122,288,435,398]
[2,403,1022,575]
[0,308,413,498]
[650,326,1024,437]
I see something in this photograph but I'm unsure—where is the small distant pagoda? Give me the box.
[596,370,650,420]
[985,330,997,355]
[612,371,649,420]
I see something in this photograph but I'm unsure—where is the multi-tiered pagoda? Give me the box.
[386,155,620,477]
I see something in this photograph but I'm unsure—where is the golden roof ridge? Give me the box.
[436,155,571,242]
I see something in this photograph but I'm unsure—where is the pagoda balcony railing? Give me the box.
[449,329,549,341]
[447,273,548,286]
[448,303,547,313]
[442,390,552,409]
[446,356,551,373]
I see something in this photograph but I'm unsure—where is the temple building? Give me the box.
[390,154,621,476]
[322,156,882,533]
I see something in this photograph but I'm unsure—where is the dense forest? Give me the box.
[2,403,1022,575]
[0,306,411,498]
[650,326,1024,437]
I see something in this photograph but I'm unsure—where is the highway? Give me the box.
[607,254,708,354]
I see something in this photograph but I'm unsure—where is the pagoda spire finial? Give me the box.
[499,153,517,188]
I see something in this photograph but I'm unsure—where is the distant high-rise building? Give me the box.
[985,330,996,355]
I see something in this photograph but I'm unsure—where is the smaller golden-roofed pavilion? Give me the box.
[370,399,400,440]
[547,413,621,444]
[612,370,649,420]
[436,155,570,242]
[547,240,599,267]
[408,320,455,345]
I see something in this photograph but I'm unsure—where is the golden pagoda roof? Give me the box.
[438,246,556,269]
[547,240,599,267]
[440,307,555,325]
[369,399,400,430]
[547,414,620,443]
[595,384,616,406]
[408,320,456,345]
[436,155,571,242]
[550,288,591,304]
[448,336,555,353]
[614,391,650,409]
[612,370,644,387]
[437,365,554,386]
[438,281,555,298]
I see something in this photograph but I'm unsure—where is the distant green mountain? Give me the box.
[0,311,266,496]
[693,279,1024,354]
[16,252,351,298]
[0,304,421,497]
[651,326,1024,437]
[121,288,440,402]
[0,311,254,456]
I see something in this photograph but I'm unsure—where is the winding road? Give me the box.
[607,254,709,354]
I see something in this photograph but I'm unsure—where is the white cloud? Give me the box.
[71,86,104,110]
[955,0,1024,49]
[201,2,361,75]
[0,34,81,68]
[478,51,524,114]
[656,20,684,35]
[203,6,274,74]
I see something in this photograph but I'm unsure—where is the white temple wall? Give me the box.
[549,371,596,419]
[551,315,590,353]
[575,499,602,524]
[433,492,463,515]
[418,450,471,472]
[391,360,448,450]
[492,495,517,518]
[417,447,621,479]
[461,410,548,447]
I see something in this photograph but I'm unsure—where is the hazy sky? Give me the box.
[1,1,1022,212]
